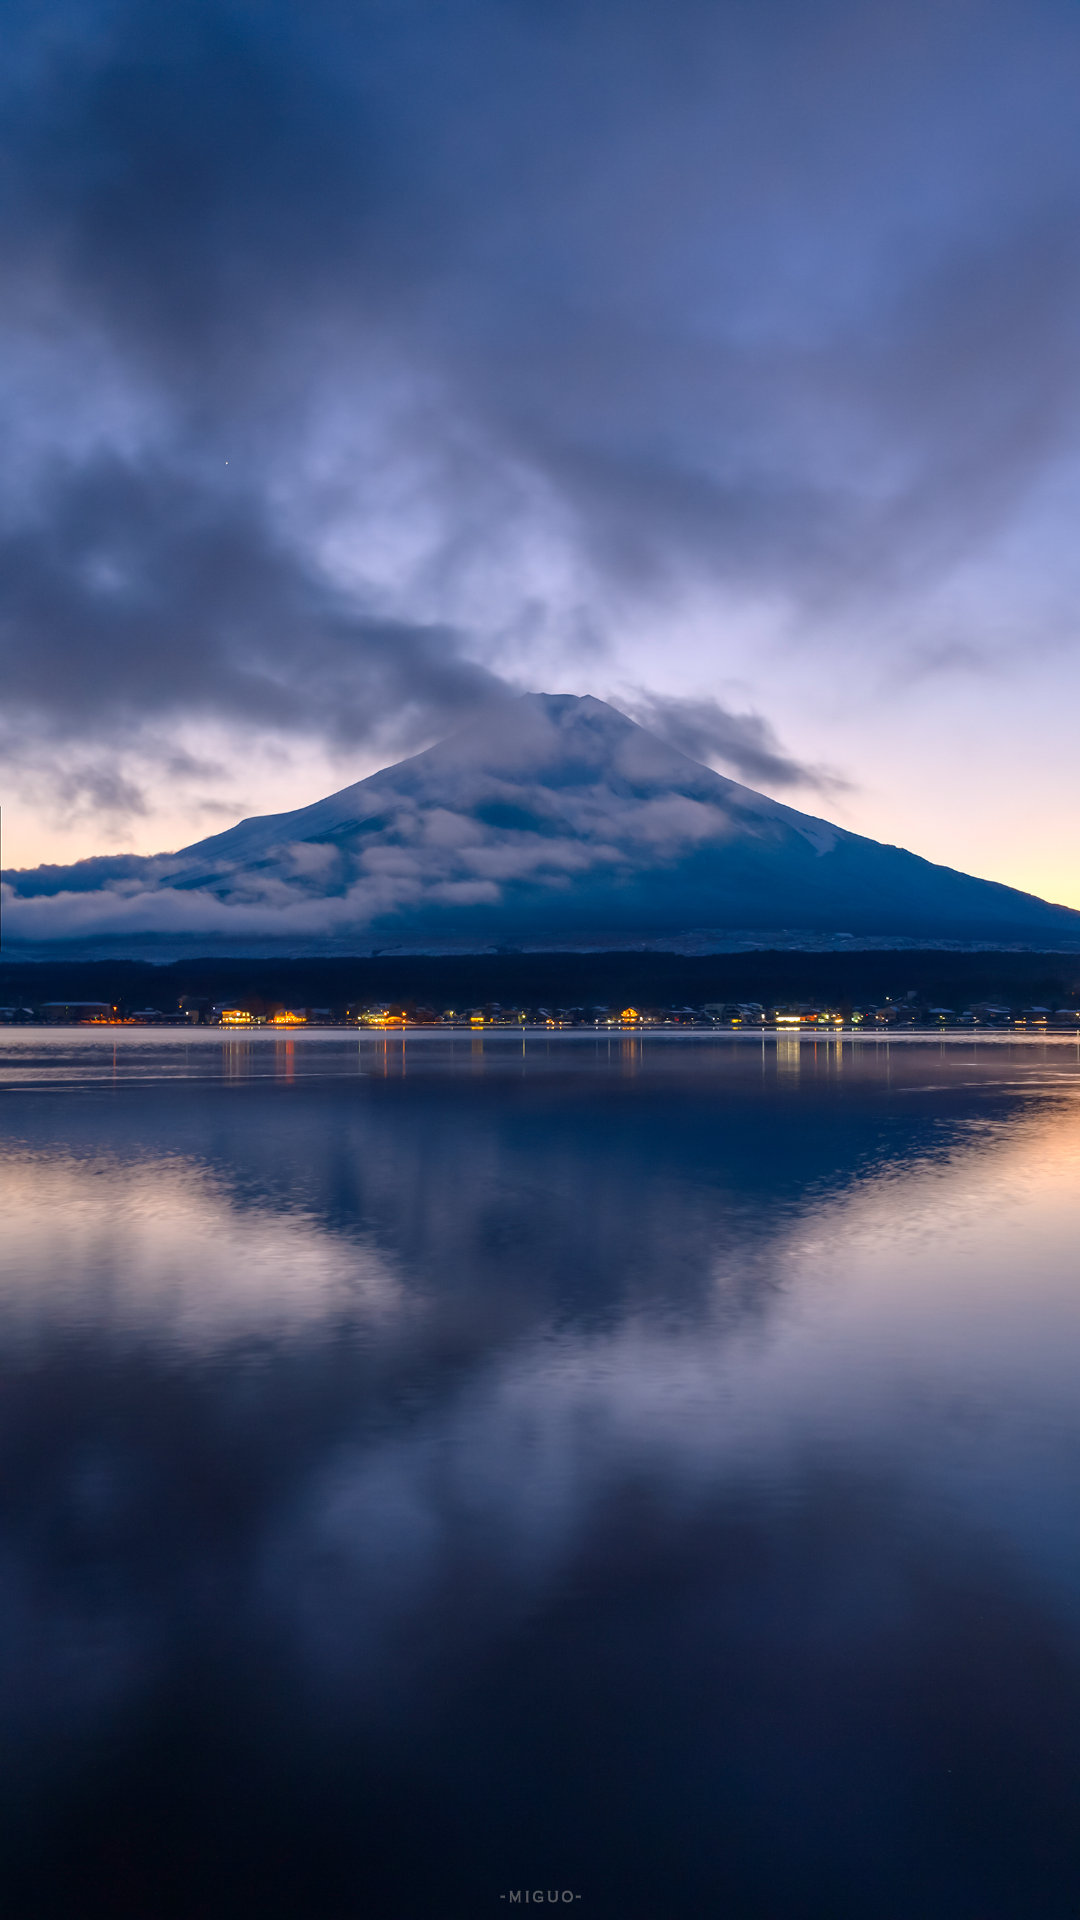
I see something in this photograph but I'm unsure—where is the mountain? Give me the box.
[5,693,1080,956]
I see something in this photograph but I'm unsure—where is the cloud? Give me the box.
[619,693,851,794]
[0,455,503,750]
[51,761,150,822]
[5,0,1080,847]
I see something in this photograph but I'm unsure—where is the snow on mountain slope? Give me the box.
[4,694,1079,954]
[169,694,840,883]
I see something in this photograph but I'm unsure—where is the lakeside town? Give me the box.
[4,994,1080,1032]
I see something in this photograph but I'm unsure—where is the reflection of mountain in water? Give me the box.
[0,1040,1032,1344]
[0,1044,1063,1531]
[2,1048,1080,1916]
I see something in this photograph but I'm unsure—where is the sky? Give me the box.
[2,0,1080,906]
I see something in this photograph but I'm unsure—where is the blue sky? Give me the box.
[3,0,1080,906]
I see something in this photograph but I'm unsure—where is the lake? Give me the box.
[2,1029,1080,1918]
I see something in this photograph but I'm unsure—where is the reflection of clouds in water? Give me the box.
[2,1070,1080,1771]
[0,1151,400,1349]
[769,1090,1080,1362]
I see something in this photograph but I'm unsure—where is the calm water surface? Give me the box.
[2,1030,1080,1918]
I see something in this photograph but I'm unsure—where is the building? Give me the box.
[39,1001,114,1024]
